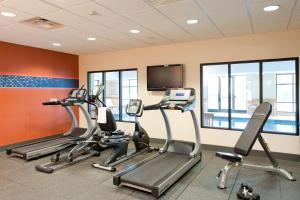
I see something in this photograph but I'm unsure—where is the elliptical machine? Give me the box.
[35,85,107,173]
[92,99,152,172]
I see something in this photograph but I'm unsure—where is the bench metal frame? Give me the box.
[217,135,296,189]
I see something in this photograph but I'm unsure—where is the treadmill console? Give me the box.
[144,88,195,112]
[169,89,191,101]
[67,89,86,101]
[43,87,87,106]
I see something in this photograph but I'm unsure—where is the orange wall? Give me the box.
[0,41,79,146]
[0,41,78,78]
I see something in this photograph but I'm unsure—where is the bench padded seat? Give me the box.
[216,152,242,163]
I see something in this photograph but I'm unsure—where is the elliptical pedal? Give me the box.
[92,163,116,172]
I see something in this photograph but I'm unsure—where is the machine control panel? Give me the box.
[169,89,191,101]
[126,99,143,117]
[144,88,195,112]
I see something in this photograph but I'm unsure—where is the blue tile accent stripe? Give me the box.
[0,75,79,88]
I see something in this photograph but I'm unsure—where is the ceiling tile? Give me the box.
[95,15,143,32]
[66,1,117,22]
[13,37,56,49]
[96,30,139,41]
[247,0,296,33]
[157,0,222,39]
[40,29,131,53]
[68,2,168,44]
[144,0,186,7]
[0,0,60,16]
[287,0,300,29]
[30,32,95,52]
[95,14,173,44]
[0,5,33,26]
[0,17,10,26]
[95,30,150,46]
[41,9,85,25]
[17,38,82,54]
[41,10,109,33]
[42,0,91,8]
[125,8,194,42]
[94,0,151,14]
[196,0,252,36]
[0,23,45,40]
[46,26,92,40]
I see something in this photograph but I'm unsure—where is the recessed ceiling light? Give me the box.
[1,11,17,17]
[52,43,61,46]
[88,11,98,16]
[263,5,280,12]
[87,37,96,41]
[186,19,198,24]
[130,29,140,34]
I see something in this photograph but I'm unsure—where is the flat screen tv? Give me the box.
[147,64,183,91]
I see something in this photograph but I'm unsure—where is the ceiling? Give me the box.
[0,0,299,55]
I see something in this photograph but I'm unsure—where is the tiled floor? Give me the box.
[0,145,299,200]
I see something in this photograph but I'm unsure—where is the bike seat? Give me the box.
[216,152,242,163]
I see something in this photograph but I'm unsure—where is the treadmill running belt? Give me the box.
[120,152,191,189]
[11,137,73,154]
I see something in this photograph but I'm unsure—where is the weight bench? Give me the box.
[216,102,296,189]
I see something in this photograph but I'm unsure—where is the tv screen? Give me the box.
[147,64,183,91]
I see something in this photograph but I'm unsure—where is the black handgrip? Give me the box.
[42,101,61,105]
[143,104,160,110]
[174,104,184,111]
[77,84,85,95]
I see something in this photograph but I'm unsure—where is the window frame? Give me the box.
[200,57,299,136]
[276,73,296,113]
[87,68,138,123]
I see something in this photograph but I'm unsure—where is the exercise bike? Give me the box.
[92,99,153,172]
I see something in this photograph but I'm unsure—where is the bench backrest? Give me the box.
[234,102,272,156]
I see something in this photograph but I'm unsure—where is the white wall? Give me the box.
[79,29,300,155]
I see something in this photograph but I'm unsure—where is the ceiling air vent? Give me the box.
[20,17,63,30]
[144,0,183,7]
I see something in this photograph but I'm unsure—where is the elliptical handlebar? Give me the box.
[125,104,144,117]
[125,99,143,117]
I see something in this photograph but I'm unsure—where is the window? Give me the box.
[201,58,298,135]
[88,69,138,122]
[263,61,297,133]
[121,70,138,121]
[202,65,229,128]
[276,74,295,112]
[104,71,120,120]
[231,63,260,130]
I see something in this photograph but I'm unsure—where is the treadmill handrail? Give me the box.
[143,102,194,112]
[143,103,161,110]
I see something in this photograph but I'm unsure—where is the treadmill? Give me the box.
[113,88,202,198]
[6,86,94,160]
